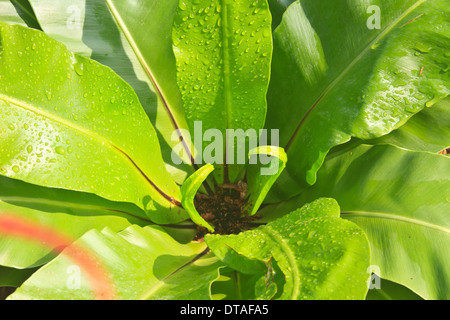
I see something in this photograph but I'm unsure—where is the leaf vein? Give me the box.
[285,0,427,150]
[0,94,181,207]
[341,211,450,234]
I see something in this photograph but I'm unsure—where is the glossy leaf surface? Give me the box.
[9,225,223,299]
[181,164,215,232]
[0,0,446,301]
[172,0,273,183]
[364,97,450,153]
[244,146,287,215]
[261,144,450,299]
[266,0,449,202]
[0,175,149,268]
[0,22,186,223]
[28,0,196,184]
[206,198,370,299]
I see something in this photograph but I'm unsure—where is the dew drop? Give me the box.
[74,62,84,76]
[178,1,187,10]
[55,146,65,155]
[425,95,441,108]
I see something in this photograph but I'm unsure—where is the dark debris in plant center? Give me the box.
[193,183,261,240]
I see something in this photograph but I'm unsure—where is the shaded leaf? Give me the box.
[0,265,37,287]
[267,0,296,30]
[0,0,27,26]
[366,278,423,300]
[0,175,149,268]
[9,0,41,30]
[211,267,280,300]
[261,144,450,299]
